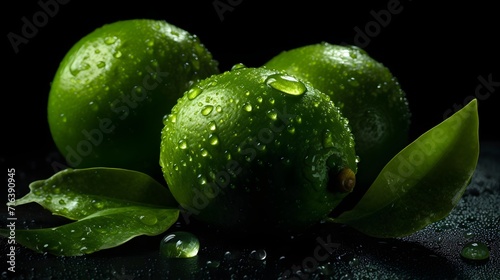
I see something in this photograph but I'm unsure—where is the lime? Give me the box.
[47,19,219,176]
[264,42,411,188]
[160,66,358,234]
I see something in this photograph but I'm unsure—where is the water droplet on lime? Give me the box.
[265,74,307,96]
[201,105,214,116]
[178,139,188,150]
[104,36,117,45]
[209,134,219,146]
[96,61,106,68]
[187,86,203,100]
[243,103,252,112]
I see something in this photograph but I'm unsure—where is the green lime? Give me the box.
[160,66,358,234]
[264,42,411,188]
[47,19,219,176]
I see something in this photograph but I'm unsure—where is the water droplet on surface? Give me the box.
[187,86,203,100]
[265,74,307,96]
[460,241,490,261]
[231,63,246,70]
[113,51,122,58]
[201,105,214,116]
[322,129,335,148]
[249,249,267,260]
[104,36,117,45]
[96,61,106,68]
[266,110,278,120]
[178,139,188,150]
[139,215,158,225]
[209,121,217,131]
[209,134,219,146]
[159,231,200,258]
[243,103,252,112]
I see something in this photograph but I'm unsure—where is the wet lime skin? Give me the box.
[47,19,219,175]
[160,66,358,234]
[264,43,411,187]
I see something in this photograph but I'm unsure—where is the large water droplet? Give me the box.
[159,231,200,258]
[231,63,246,70]
[178,139,188,150]
[243,103,252,112]
[265,74,307,96]
[209,134,219,146]
[201,105,214,116]
[104,36,117,45]
[460,241,490,261]
[139,214,158,225]
[249,249,267,260]
[187,86,203,100]
[209,121,217,131]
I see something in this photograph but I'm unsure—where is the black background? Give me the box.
[3,0,499,165]
[2,0,499,279]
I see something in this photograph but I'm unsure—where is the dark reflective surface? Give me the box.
[3,1,499,279]
[1,142,498,279]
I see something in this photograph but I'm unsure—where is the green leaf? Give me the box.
[330,99,480,238]
[0,206,179,256]
[10,167,178,220]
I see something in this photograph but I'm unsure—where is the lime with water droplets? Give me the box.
[160,66,358,234]
[47,19,219,176]
[264,42,411,190]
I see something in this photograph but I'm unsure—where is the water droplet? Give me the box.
[159,231,200,258]
[96,61,106,68]
[231,63,246,70]
[93,201,104,209]
[209,134,219,146]
[243,103,252,112]
[139,215,158,226]
[205,260,220,268]
[178,139,188,150]
[145,39,154,47]
[249,249,267,261]
[209,121,217,131]
[322,129,335,148]
[187,86,203,100]
[104,36,117,45]
[200,149,209,157]
[265,74,307,96]
[349,50,358,59]
[114,51,122,58]
[347,77,360,87]
[58,199,66,205]
[461,241,490,261]
[266,110,278,120]
[201,105,214,116]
